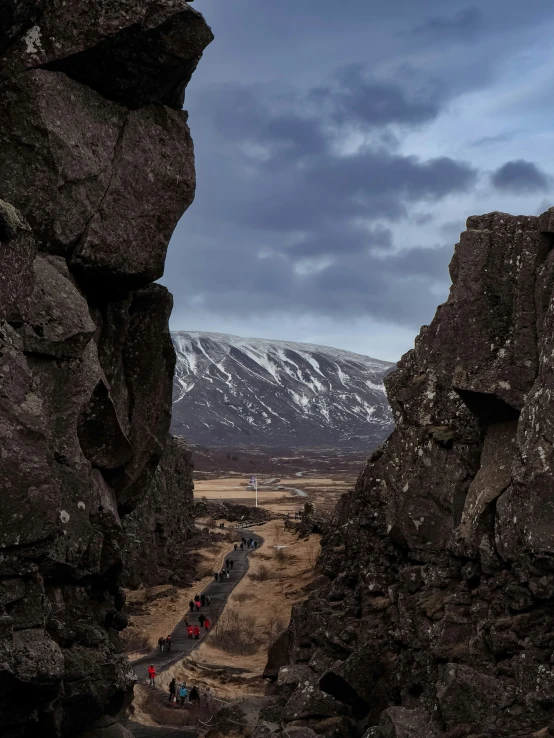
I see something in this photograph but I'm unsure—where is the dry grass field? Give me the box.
[194,474,354,516]
[157,519,321,700]
[124,538,233,658]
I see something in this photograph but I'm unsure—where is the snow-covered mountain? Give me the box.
[171,332,395,451]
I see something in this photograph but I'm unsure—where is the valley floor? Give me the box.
[126,472,335,734]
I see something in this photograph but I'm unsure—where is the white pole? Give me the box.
[255,476,258,508]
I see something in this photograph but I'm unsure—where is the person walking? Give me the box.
[207,596,211,606]
[179,683,188,705]
[147,665,156,687]
[198,613,206,627]
[234,543,238,551]
[169,677,176,702]
[204,617,210,631]
[190,685,200,704]
[230,559,234,569]
[193,625,200,639]
[189,599,195,612]
[240,543,244,551]
[183,615,189,626]
[187,624,193,639]
[195,598,201,611]
[200,593,206,607]
[158,636,165,652]
[214,572,219,582]
[166,635,172,652]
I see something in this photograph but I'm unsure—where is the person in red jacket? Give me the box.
[203,618,210,631]
[193,625,200,640]
[147,665,156,687]
[187,624,193,639]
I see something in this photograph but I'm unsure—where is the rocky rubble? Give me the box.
[273,211,554,738]
[192,498,271,525]
[0,2,212,736]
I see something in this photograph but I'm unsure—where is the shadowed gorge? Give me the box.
[4,2,554,738]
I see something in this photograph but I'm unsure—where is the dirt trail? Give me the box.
[132,530,264,684]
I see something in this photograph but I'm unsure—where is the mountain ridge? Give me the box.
[171,331,395,451]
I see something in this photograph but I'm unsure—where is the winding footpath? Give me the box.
[132,529,264,684]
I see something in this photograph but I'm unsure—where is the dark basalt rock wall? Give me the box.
[121,435,198,589]
[0,2,212,737]
[278,211,554,738]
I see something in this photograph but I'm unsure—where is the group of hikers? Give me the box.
[157,635,172,652]
[145,540,258,698]
[146,667,205,708]
[169,678,201,705]
[235,537,258,552]
[213,557,234,582]
[186,613,210,639]
[189,592,211,611]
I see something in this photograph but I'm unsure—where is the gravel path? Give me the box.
[132,529,264,684]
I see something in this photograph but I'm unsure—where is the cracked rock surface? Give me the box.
[0,2,212,736]
[274,211,554,738]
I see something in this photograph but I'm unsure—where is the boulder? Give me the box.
[70,104,196,287]
[0,71,197,286]
[284,674,349,722]
[436,664,513,731]
[1,0,214,109]
[0,70,124,255]
[17,255,96,358]
[379,707,437,738]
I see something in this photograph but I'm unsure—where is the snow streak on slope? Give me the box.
[171,332,395,451]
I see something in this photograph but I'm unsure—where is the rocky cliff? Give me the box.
[277,211,554,738]
[121,435,198,589]
[0,2,212,737]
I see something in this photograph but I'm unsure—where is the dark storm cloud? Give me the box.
[311,64,444,128]
[192,81,476,235]
[289,224,392,259]
[162,0,554,342]
[491,160,551,194]
[412,7,483,42]
[172,227,453,329]
[164,69,478,329]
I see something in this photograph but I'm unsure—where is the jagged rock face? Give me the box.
[0,3,212,737]
[121,435,197,588]
[280,211,554,738]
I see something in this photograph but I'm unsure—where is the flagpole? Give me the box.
[255,476,258,508]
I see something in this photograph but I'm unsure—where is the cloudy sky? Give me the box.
[162,0,554,362]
